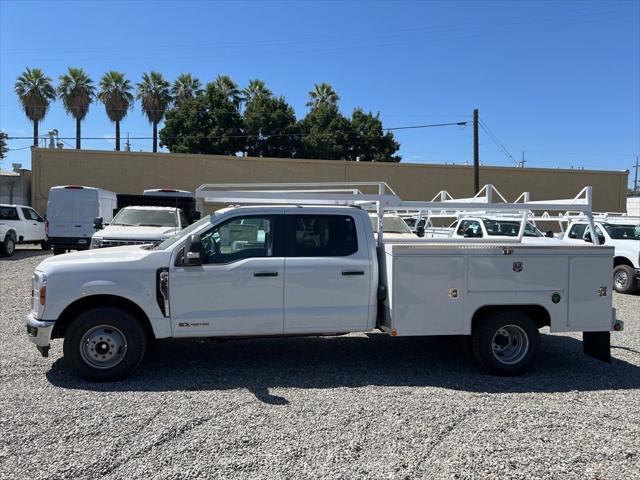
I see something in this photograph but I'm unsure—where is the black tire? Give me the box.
[613,265,637,294]
[1,234,16,257]
[41,240,50,250]
[63,307,147,381]
[52,247,65,255]
[471,310,539,376]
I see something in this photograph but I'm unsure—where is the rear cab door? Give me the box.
[283,209,373,334]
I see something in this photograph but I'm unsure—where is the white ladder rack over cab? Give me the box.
[195,182,598,245]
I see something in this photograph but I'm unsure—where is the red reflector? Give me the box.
[614,323,622,331]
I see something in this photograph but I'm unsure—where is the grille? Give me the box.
[100,239,161,247]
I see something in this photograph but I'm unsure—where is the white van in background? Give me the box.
[46,186,117,255]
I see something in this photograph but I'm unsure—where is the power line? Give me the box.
[478,117,517,166]
[5,120,469,142]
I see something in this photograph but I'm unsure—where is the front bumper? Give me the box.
[26,313,55,357]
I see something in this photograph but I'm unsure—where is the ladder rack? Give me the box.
[195,182,599,246]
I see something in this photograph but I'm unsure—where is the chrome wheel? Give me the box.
[491,324,529,365]
[614,270,629,290]
[79,324,128,369]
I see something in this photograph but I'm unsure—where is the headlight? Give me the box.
[90,237,103,249]
[31,272,47,319]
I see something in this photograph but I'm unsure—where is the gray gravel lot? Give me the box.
[1,247,639,480]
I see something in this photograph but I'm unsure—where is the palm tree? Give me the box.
[98,71,134,151]
[137,71,171,153]
[14,68,56,146]
[242,79,272,103]
[171,73,202,107]
[306,82,340,109]
[57,67,95,149]
[212,74,241,106]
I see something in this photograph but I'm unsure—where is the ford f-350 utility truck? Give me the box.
[26,183,622,381]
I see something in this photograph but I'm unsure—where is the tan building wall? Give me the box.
[31,148,628,216]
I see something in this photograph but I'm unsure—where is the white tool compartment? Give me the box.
[381,242,615,336]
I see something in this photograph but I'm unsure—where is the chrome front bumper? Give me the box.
[26,313,54,357]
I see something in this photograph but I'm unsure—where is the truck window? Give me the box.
[457,220,482,237]
[178,210,189,227]
[21,208,41,221]
[200,215,277,264]
[567,224,587,239]
[286,215,358,257]
[0,206,19,221]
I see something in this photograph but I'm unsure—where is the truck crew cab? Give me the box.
[0,204,48,257]
[26,183,621,381]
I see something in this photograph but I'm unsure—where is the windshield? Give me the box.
[154,214,213,249]
[602,223,640,240]
[111,209,177,227]
[370,216,412,234]
[482,219,542,237]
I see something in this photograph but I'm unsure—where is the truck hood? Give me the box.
[35,245,165,274]
[95,225,181,240]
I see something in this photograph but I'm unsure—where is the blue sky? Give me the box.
[1,0,638,186]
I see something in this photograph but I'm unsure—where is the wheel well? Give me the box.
[3,229,16,241]
[472,305,550,331]
[614,256,634,268]
[51,295,154,340]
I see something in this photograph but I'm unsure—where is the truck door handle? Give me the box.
[342,270,365,276]
[254,271,278,277]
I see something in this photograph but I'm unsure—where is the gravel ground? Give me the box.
[1,246,639,480]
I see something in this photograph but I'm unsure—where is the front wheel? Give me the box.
[63,307,147,381]
[613,265,637,294]
[1,235,16,257]
[471,310,539,376]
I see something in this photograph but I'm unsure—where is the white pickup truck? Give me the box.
[448,216,560,244]
[90,206,189,249]
[26,185,622,381]
[0,204,48,257]
[562,218,640,294]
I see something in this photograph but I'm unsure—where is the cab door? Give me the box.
[283,213,372,334]
[169,213,285,336]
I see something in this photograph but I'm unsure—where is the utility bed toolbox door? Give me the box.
[568,255,613,330]
[387,252,465,335]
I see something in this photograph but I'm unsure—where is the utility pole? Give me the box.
[633,155,639,195]
[125,133,131,152]
[473,108,479,193]
[518,151,527,168]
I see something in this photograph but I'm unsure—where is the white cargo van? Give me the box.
[47,186,117,255]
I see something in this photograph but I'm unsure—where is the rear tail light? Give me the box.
[45,220,49,236]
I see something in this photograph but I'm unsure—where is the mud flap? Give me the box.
[583,331,611,363]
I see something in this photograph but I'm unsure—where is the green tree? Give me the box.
[242,79,272,104]
[172,73,202,107]
[14,67,56,147]
[243,94,298,158]
[160,83,243,155]
[57,67,95,149]
[137,71,172,153]
[297,105,352,160]
[212,74,241,106]
[349,108,401,162]
[0,131,8,160]
[306,82,339,109]
[98,71,135,151]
